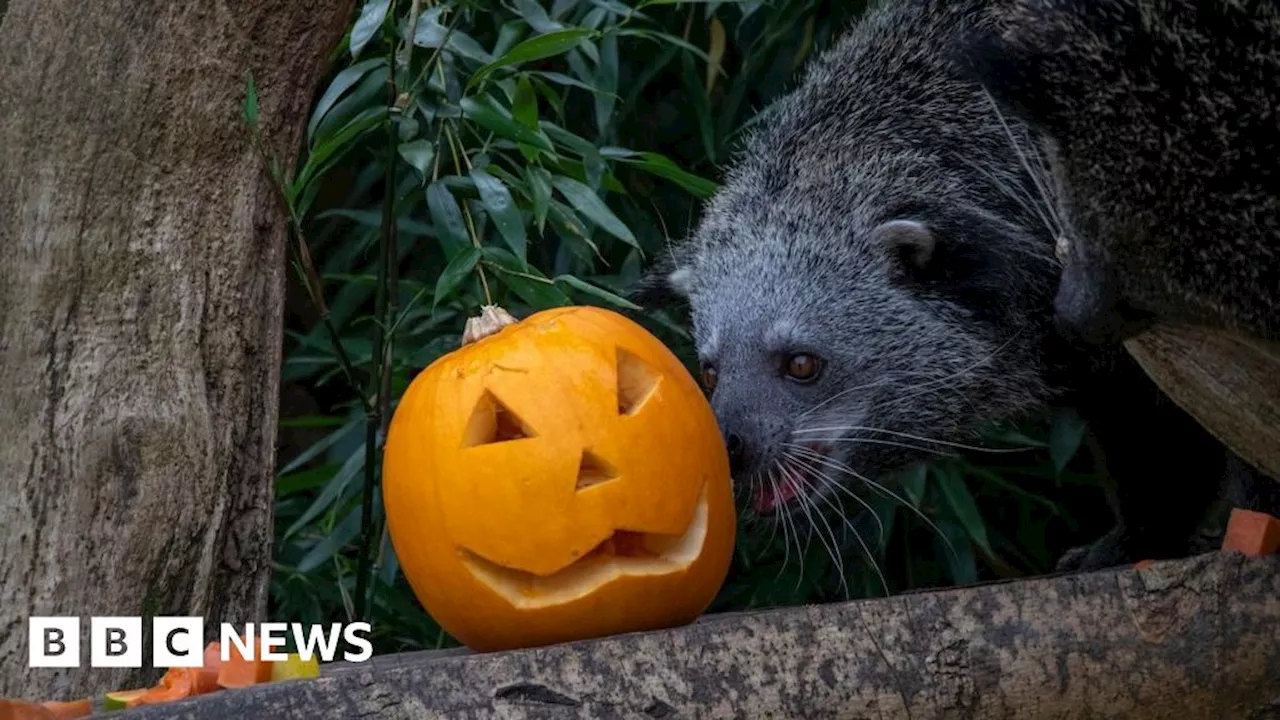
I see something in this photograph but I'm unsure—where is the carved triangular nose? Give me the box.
[575,450,620,492]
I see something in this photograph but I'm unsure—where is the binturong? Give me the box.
[959,0,1280,345]
[634,0,1269,573]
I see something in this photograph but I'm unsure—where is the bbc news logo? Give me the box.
[28,617,373,668]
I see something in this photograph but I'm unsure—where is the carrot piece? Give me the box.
[38,700,90,719]
[1223,508,1280,557]
[135,667,197,707]
[216,638,273,689]
[194,641,224,695]
[0,698,56,719]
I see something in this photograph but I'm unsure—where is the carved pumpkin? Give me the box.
[382,305,735,651]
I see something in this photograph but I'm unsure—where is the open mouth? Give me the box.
[753,477,801,514]
[750,441,832,515]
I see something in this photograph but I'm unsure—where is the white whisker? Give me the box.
[980,84,1069,253]
[801,437,959,458]
[782,444,886,546]
[788,445,959,564]
[765,466,793,581]
[792,426,1031,454]
[779,458,849,599]
[798,325,1026,425]
[787,454,890,597]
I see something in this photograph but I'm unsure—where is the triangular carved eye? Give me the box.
[616,347,661,416]
[463,391,536,447]
[575,450,620,491]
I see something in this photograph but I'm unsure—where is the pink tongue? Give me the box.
[753,477,800,514]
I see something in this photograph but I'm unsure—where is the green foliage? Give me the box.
[264,0,1114,654]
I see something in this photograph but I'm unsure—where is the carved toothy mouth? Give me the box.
[458,488,709,608]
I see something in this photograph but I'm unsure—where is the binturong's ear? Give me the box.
[871,219,937,271]
[629,243,697,310]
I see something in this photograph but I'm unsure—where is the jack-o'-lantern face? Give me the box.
[382,306,735,651]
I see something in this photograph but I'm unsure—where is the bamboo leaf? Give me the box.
[531,70,609,95]
[936,468,993,556]
[901,463,928,507]
[526,166,552,233]
[399,139,436,183]
[470,168,527,261]
[593,29,618,137]
[482,247,570,308]
[516,0,565,33]
[278,419,362,477]
[278,463,342,497]
[637,0,753,6]
[307,58,387,140]
[413,7,493,63]
[513,75,540,162]
[601,147,719,198]
[284,445,364,539]
[1049,407,1087,475]
[937,520,979,586]
[296,507,363,573]
[513,75,538,129]
[460,94,554,151]
[433,246,482,310]
[426,181,471,259]
[705,14,727,95]
[554,274,641,310]
[551,175,637,247]
[294,106,388,197]
[615,28,711,64]
[468,29,595,89]
[350,0,391,57]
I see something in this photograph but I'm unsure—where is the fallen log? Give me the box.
[119,551,1280,719]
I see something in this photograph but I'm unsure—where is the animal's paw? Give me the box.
[1056,521,1201,573]
[1054,525,1145,573]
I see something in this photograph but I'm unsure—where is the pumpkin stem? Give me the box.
[461,305,519,345]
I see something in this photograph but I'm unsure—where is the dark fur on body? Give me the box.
[961,0,1280,344]
[636,0,1268,572]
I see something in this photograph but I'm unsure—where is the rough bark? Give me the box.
[1125,325,1280,480]
[0,0,354,700]
[122,552,1280,719]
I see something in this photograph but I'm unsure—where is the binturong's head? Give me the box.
[636,0,1065,517]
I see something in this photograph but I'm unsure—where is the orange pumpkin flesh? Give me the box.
[215,640,273,689]
[135,668,197,706]
[194,641,224,694]
[383,306,736,651]
[0,699,56,719]
[39,700,90,719]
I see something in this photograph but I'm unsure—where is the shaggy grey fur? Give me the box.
[634,0,1273,572]
[640,0,1061,489]
[962,0,1280,344]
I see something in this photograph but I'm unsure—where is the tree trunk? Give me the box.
[123,552,1280,719]
[0,0,354,700]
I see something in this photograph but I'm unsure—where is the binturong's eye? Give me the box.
[784,353,822,383]
[701,362,719,394]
